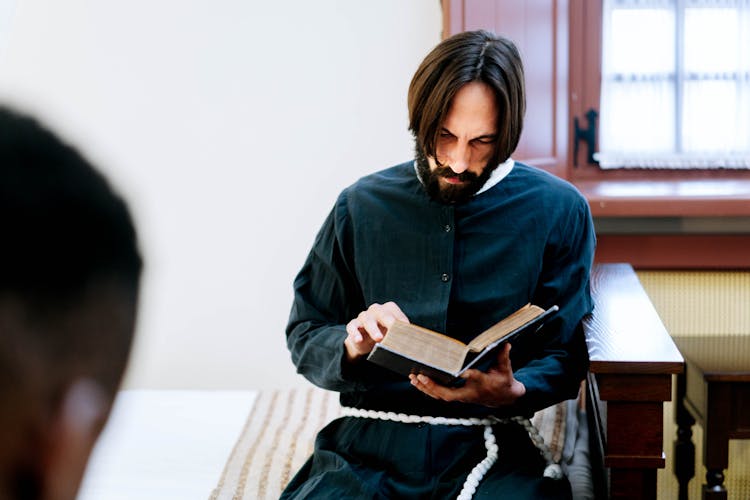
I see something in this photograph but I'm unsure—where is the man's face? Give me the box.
[417,81,499,204]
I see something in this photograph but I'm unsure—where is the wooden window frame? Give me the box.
[568,0,750,218]
[442,0,572,181]
[442,0,750,269]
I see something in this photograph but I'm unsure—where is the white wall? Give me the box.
[0,1,442,389]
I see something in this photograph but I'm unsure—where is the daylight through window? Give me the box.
[596,0,750,169]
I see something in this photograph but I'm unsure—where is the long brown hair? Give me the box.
[408,30,526,166]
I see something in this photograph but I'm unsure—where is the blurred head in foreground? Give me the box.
[0,106,142,499]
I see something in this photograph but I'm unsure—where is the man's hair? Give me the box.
[408,30,526,166]
[0,105,142,422]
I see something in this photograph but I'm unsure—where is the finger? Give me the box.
[368,305,399,334]
[357,311,384,342]
[345,319,363,343]
[382,301,410,324]
[410,373,440,398]
[460,369,483,381]
[412,374,467,402]
[495,343,513,373]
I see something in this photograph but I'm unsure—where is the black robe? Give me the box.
[283,161,595,499]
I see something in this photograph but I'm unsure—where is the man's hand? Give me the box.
[344,302,409,362]
[408,343,526,407]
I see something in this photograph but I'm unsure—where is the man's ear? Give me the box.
[41,379,110,500]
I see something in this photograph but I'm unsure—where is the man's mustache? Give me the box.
[434,165,478,182]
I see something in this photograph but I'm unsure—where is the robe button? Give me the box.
[441,273,450,282]
[443,224,451,232]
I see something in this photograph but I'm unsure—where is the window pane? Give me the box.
[684,8,739,73]
[599,0,750,167]
[683,80,735,151]
[600,81,675,152]
[608,9,674,75]
[683,80,749,152]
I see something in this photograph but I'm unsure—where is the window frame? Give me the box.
[441,0,750,268]
[568,0,750,218]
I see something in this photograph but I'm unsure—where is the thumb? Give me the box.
[495,343,513,372]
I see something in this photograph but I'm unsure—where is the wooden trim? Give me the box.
[572,166,750,183]
[606,454,667,469]
[578,179,750,217]
[567,0,601,174]
[552,0,569,180]
[595,374,673,401]
[441,0,463,40]
[609,468,658,500]
[566,0,750,190]
[595,235,750,270]
[584,263,684,374]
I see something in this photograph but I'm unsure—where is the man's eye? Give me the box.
[474,138,494,145]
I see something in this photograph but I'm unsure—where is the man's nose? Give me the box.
[448,142,470,174]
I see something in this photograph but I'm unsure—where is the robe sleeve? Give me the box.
[285,190,375,392]
[511,194,595,413]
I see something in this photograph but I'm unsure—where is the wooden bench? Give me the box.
[584,263,684,499]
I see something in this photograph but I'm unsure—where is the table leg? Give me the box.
[703,470,727,500]
[674,372,695,500]
[702,384,731,500]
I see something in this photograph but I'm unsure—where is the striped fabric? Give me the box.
[210,386,568,499]
[531,398,567,465]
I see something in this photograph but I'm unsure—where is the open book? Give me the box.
[366,303,558,386]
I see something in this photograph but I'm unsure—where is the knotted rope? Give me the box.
[340,407,562,500]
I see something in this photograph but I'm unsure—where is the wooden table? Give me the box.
[584,263,684,500]
[673,336,750,500]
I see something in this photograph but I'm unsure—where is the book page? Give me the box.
[466,304,545,352]
[381,321,468,373]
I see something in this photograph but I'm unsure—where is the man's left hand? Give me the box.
[408,343,525,407]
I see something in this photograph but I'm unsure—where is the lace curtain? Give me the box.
[597,0,750,169]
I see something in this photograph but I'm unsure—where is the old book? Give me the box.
[366,303,558,386]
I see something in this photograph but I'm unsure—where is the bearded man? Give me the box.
[283,30,595,499]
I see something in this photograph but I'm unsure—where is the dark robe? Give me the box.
[283,161,595,499]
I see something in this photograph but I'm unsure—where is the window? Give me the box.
[444,0,750,266]
[596,0,750,170]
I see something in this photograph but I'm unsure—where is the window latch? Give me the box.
[574,108,598,167]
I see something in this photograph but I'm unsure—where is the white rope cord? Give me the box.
[340,407,562,500]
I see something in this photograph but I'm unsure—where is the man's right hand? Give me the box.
[344,302,409,362]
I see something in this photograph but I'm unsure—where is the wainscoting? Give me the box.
[637,271,750,500]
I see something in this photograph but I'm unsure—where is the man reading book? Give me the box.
[284,30,595,499]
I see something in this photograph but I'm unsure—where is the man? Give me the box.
[284,30,594,499]
[0,106,142,499]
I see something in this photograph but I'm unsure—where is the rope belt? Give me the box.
[340,406,563,500]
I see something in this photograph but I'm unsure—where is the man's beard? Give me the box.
[414,142,498,204]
